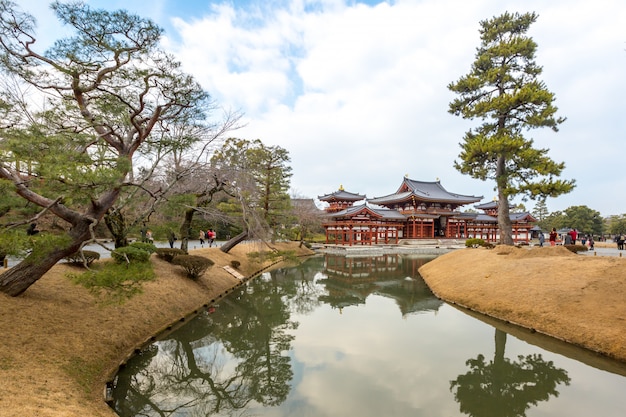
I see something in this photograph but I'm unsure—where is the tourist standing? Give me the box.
[549,228,557,246]
[168,230,176,248]
[199,229,205,245]
[538,232,545,247]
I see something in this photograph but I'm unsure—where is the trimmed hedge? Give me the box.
[111,246,151,264]
[155,248,186,262]
[465,238,494,248]
[171,255,214,280]
[564,244,589,253]
[129,241,157,254]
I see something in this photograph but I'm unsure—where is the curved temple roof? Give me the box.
[318,189,366,202]
[368,177,482,205]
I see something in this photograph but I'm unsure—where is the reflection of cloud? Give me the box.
[290,299,482,415]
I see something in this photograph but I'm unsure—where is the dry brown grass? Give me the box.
[0,241,313,417]
[419,245,626,362]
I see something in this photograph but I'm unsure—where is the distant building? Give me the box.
[320,177,482,245]
[319,178,537,245]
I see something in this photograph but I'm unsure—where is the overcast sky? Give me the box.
[16,0,626,216]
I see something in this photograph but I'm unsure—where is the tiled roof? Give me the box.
[369,178,482,205]
[326,204,406,221]
[318,189,366,202]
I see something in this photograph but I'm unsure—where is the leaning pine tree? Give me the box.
[0,1,210,296]
[448,11,575,245]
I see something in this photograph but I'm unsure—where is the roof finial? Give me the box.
[339,184,344,191]
[404,173,409,178]
[436,177,440,182]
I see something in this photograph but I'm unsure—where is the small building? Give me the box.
[318,185,366,213]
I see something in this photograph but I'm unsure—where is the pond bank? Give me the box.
[418,245,626,363]
[0,241,314,417]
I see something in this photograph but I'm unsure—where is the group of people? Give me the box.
[540,227,594,249]
[199,228,217,247]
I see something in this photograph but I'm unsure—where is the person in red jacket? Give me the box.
[549,227,558,246]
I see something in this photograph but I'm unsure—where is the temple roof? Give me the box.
[368,177,482,205]
[475,200,512,210]
[318,186,366,202]
[325,204,406,221]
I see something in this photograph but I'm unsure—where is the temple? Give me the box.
[319,177,537,245]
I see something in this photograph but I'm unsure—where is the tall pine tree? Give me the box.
[448,11,574,245]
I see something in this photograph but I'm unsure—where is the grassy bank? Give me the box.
[0,241,314,417]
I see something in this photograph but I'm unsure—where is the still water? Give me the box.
[111,254,626,417]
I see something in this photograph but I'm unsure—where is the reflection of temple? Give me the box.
[319,177,537,244]
[318,254,443,316]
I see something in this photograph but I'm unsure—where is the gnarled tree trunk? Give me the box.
[220,231,248,254]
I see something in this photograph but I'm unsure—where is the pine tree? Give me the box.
[448,11,575,245]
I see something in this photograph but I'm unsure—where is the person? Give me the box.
[140,224,147,242]
[588,235,594,250]
[564,233,572,245]
[207,229,216,247]
[146,230,153,244]
[549,227,557,246]
[168,230,177,248]
[199,229,205,245]
[618,234,625,251]
[568,228,577,244]
[538,232,545,247]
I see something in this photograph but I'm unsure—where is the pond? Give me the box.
[110,254,626,417]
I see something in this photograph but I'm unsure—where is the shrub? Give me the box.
[64,250,101,267]
[465,238,487,248]
[172,255,214,280]
[129,241,157,254]
[564,244,589,253]
[230,260,241,269]
[68,261,155,304]
[155,247,186,262]
[111,246,151,264]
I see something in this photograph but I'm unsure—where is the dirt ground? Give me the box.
[1,241,625,417]
[0,241,314,417]
[419,243,626,363]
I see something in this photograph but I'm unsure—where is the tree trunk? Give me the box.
[220,231,248,254]
[179,207,195,253]
[496,155,514,245]
[0,219,92,296]
[104,209,129,248]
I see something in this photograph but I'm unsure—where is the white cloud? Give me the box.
[16,0,626,216]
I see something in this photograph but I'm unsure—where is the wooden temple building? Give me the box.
[319,177,537,245]
[468,201,538,243]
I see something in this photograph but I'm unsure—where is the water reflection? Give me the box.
[111,254,626,417]
[451,329,571,417]
[319,254,442,316]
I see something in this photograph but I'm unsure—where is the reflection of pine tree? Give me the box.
[450,329,571,417]
[112,258,326,416]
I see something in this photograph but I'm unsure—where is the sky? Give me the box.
[14,0,626,217]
